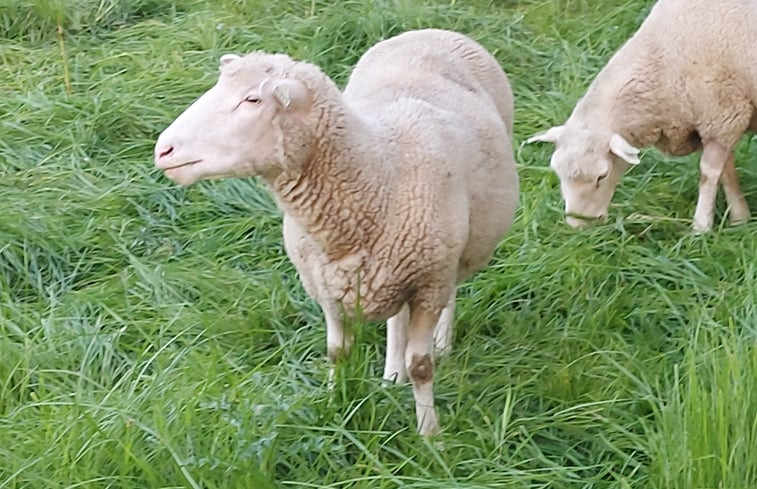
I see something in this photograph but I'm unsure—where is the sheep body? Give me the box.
[154,29,518,435]
[282,29,517,320]
[529,0,757,231]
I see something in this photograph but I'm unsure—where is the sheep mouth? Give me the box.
[565,212,607,228]
[162,159,203,171]
[566,212,605,221]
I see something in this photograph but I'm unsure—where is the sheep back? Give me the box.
[582,0,757,152]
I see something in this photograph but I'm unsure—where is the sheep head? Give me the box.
[154,53,312,186]
[528,124,640,228]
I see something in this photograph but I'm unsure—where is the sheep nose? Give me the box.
[156,144,174,160]
[566,215,590,229]
[154,143,175,168]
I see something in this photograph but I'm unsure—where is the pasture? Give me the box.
[1,0,756,487]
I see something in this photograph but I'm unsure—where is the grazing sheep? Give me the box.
[528,0,757,232]
[154,29,519,435]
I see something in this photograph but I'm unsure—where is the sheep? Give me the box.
[153,28,519,436]
[528,0,757,232]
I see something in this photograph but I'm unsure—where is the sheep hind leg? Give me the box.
[406,304,442,436]
[433,289,456,358]
[719,152,750,225]
[693,141,731,232]
[383,304,409,384]
[325,307,353,388]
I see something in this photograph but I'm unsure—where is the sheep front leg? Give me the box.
[383,304,409,383]
[693,141,730,232]
[406,304,442,436]
[719,152,750,225]
[433,289,456,358]
[324,307,353,386]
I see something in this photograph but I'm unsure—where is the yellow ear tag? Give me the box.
[273,85,291,108]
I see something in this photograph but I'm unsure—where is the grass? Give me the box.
[1,0,756,487]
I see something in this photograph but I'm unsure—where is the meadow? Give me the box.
[2,0,757,487]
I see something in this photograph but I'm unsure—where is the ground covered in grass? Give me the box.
[2,0,756,487]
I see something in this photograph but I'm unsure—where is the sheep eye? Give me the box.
[244,95,262,104]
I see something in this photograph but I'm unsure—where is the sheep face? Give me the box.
[154,54,310,186]
[528,125,640,228]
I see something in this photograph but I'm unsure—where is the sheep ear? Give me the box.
[609,133,640,165]
[219,53,241,67]
[268,79,309,110]
[526,125,564,144]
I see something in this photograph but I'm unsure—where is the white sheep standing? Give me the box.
[528,0,757,232]
[153,29,519,435]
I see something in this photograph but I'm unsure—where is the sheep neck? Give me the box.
[574,39,664,147]
[271,111,389,260]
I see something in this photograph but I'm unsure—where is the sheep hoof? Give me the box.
[381,371,407,386]
[418,416,441,437]
[692,219,712,233]
[729,210,750,226]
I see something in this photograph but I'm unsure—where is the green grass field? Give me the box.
[2,0,757,487]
